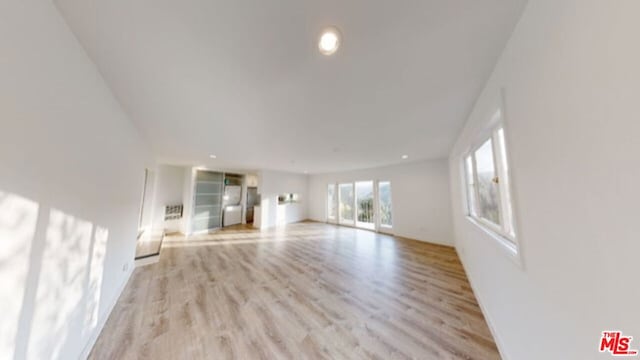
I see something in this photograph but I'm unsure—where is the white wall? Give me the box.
[256,170,308,229]
[150,165,186,234]
[138,169,156,233]
[181,167,195,235]
[0,1,152,359]
[309,159,453,246]
[449,1,640,359]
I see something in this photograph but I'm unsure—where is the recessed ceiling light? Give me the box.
[209,155,217,159]
[402,155,409,159]
[319,27,341,56]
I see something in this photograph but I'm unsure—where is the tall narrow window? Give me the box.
[338,183,354,225]
[378,181,393,228]
[355,181,374,230]
[327,184,337,221]
[464,123,516,245]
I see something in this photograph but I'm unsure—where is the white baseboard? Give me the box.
[78,266,135,359]
[456,248,510,360]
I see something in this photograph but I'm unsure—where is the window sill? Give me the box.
[465,216,523,269]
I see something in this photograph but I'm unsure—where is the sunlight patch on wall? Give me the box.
[85,226,108,333]
[28,209,93,359]
[0,192,39,359]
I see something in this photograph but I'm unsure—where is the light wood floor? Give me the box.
[135,231,163,259]
[90,222,499,359]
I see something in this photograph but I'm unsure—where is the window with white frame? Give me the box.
[327,184,337,221]
[378,181,393,228]
[327,181,393,232]
[338,183,355,224]
[464,126,516,243]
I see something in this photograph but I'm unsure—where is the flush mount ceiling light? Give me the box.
[402,155,409,160]
[209,154,217,159]
[318,27,341,55]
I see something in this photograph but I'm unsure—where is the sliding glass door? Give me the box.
[338,183,355,225]
[378,181,393,231]
[192,170,223,233]
[355,181,375,230]
[330,180,393,233]
[327,184,337,223]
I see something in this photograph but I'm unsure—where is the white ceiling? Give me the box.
[55,0,527,174]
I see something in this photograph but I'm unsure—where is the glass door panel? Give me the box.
[378,181,393,230]
[355,181,375,230]
[191,170,223,233]
[327,184,337,222]
[338,183,354,225]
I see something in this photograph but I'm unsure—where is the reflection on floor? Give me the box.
[91,222,499,359]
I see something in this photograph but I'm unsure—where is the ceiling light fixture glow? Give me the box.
[318,27,341,55]
[402,155,409,159]
[209,155,217,159]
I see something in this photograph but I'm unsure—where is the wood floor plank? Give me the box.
[89,222,499,359]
